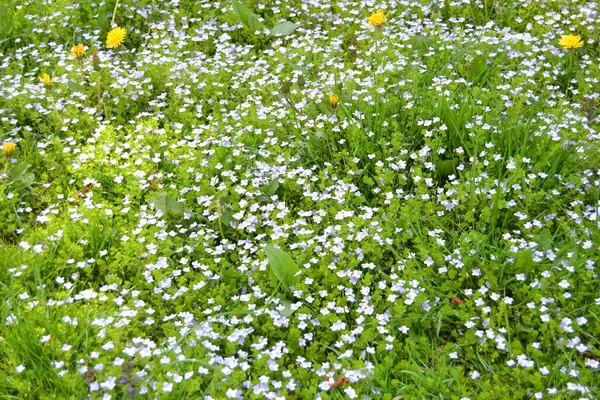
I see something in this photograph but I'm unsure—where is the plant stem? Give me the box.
[566,50,574,96]
[217,213,225,240]
[284,95,304,117]
[97,79,102,107]
[50,95,64,124]
[111,0,120,24]
[77,61,91,105]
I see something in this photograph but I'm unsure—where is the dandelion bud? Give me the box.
[39,73,53,88]
[297,74,305,87]
[3,141,16,158]
[280,80,291,95]
[329,93,339,107]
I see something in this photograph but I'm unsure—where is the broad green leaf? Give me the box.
[271,21,299,36]
[232,0,251,27]
[7,163,31,185]
[96,6,110,31]
[260,179,279,196]
[265,246,299,289]
[278,299,295,317]
[519,325,534,333]
[0,4,13,34]
[151,191,167,214]
[514,250,533,274]
[247,13,262,32]
[537,229,552,251]
[165,197,183,214]
[220,210,232,226]
[471,54,487,79]
[68,80,84,93]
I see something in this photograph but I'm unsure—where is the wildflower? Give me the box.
[71,43,86,57]
[39,73,53,87]
[558,34,584,50]
[367,10,386,27]
[3,141,16,158]
[329,94,339,107]
[106,27,127,48]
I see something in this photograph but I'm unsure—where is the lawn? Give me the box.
[0,0,599,399]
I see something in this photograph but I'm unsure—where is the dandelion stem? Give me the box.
[97,79,102,107]
[217,213,226,240]
[284,95,304,117]
[77,61,91,105]
[50,95,64,125]
[566,50,574,96]
[111,0,120,24]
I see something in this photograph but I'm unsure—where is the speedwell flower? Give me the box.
[71,43,86,57]
[106,27,127,48]
[367,10,386,27]
[559,34,584,50]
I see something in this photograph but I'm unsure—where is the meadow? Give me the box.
[0,0,599,398]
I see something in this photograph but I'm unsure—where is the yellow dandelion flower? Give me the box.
[71,43,86,57]
[39,73,53,87]
[367,10,386,27]
[3,141,16,158]
[559,34,584,50]
[106,27,127,49]
[329,94,339,107]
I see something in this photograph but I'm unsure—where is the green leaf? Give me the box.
[362,176,375,186]
[96,6,110,31]
[0,4,13,35]
[265,246,299,289]
[514,250,533,274]
[260,179,280,196]
[519,325,534,333]
[232,0,251,27]
[68,80,84,93]
[278,299,295,317]
[165,197,183,214]
[7,163,31,185]
[270,21,299,36]
[470,54,487,80]
[537,229,552,251]
[151,191,167,214]
[247,13,262,32]
[220,210,232,226]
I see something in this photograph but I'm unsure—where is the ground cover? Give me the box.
[0,0,599,398]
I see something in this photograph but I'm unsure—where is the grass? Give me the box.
[1,0,600,399]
